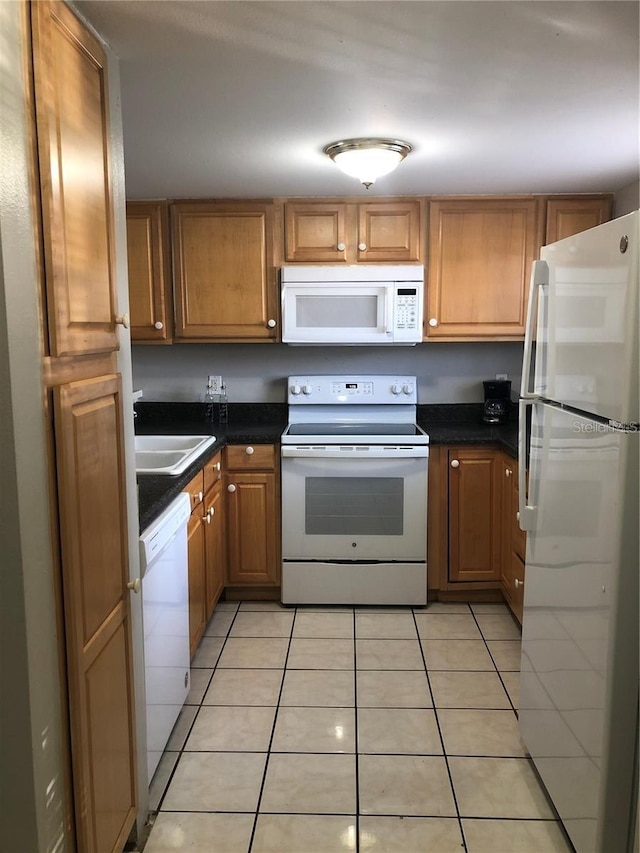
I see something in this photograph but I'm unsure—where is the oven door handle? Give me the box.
[281,446,429,459]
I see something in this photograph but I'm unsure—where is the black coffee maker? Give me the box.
[483,380,511,424]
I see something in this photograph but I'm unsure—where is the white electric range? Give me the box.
[280,375,429,605]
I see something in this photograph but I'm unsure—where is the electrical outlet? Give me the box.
[495,373,508,381]
[208,375,222,393]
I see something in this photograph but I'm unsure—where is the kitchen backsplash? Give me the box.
[132,341,524,404]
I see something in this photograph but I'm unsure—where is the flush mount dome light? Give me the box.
[323,138,412,188]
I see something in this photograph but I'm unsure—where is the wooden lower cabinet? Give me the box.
[53,374,137,852]
[448,447,502,583]
[204,482,225,618]
[185,456,225,656]
[187,506,207,657]
[225,444,279,588]
[501,453,527,623]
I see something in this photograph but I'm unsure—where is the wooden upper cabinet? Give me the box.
[427,197,539,340]
[285,202,349,263]
[171,201,278,341]
[544,196,613,244]
[126,202,172,343]
[284,199,423,264]
[357,201,422,262]
[31,0,119,357]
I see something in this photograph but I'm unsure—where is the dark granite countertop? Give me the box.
[135,400,518,531]
[136,403,287,531]
[417,403,518,457]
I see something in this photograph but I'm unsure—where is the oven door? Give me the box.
[281,446,428,561]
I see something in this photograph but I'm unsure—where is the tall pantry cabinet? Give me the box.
[30,2,137,851]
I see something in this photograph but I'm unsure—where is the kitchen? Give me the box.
[1,2,638,853]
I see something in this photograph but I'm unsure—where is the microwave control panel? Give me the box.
[394,287,420,333]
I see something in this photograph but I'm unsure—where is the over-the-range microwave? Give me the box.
[281,264,424,345]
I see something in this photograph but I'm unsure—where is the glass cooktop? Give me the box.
[286,422,424,436]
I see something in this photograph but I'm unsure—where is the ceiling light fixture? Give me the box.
[323,138,412,189]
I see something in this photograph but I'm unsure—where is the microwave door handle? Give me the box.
[384,287,393,334]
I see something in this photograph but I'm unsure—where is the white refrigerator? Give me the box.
[518,211,639,853]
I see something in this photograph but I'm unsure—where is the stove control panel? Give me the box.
[287,375,418,405]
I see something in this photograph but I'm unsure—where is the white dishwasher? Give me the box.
[139,492,191,781]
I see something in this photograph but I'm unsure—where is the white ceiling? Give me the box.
[76,0,640,200]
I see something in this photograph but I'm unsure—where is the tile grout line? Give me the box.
[246,606,298,853]
[412,607,469,853]
[153,603,241,814]
[468,607,521,718]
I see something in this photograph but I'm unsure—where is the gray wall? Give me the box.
[614,179,640,217]
[0,4,68,850]
[132,341,524,403]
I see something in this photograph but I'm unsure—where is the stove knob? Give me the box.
[402,384,414,395]
[291,384,302,396]
[302,384,313,396]
[391,384,402,395]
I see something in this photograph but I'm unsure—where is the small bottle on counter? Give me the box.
[204,376,216,423]
[218,382,228,424]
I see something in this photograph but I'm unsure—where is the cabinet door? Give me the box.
[285,202,349,263]
[187,508,207,657]
[126,202,172,343]
[448,448,501,582]
[31,0,119,357]
[172,202,278,341]
[226,472,278,586]
[204,484,225,620]
[53,374,136,853]
[545,196,612,244]
[358,201,422,262]
[427,198,539,339]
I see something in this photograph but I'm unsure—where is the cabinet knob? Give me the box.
[214,462,221,471]
[227,484,236,493]
[203,512,211,524]
[358,242,367,251]
[514,578,523,589]
[516,511,520,521]
[505,468,512,477]
[115,313,130,329]
[450,459,460,468]
[267,319,277,328]
[154,320,164,330]
[127,578,141,593]
[209,506,215,517]
[337,242,346,252]
[198,491,203,502]
[428,318,438,328]
[245,446,255,455]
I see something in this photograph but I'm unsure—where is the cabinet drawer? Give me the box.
[184,469,205,510]
[203,450,222,494]
[226,444,276,471]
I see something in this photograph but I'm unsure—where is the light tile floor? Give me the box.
[144,601,574,853]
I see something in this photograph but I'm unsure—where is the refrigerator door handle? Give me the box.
[518,397,537,531]
[521,260,548,398]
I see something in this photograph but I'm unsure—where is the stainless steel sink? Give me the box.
[135,435,216,475]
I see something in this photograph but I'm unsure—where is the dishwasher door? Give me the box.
[139,493,191,781]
